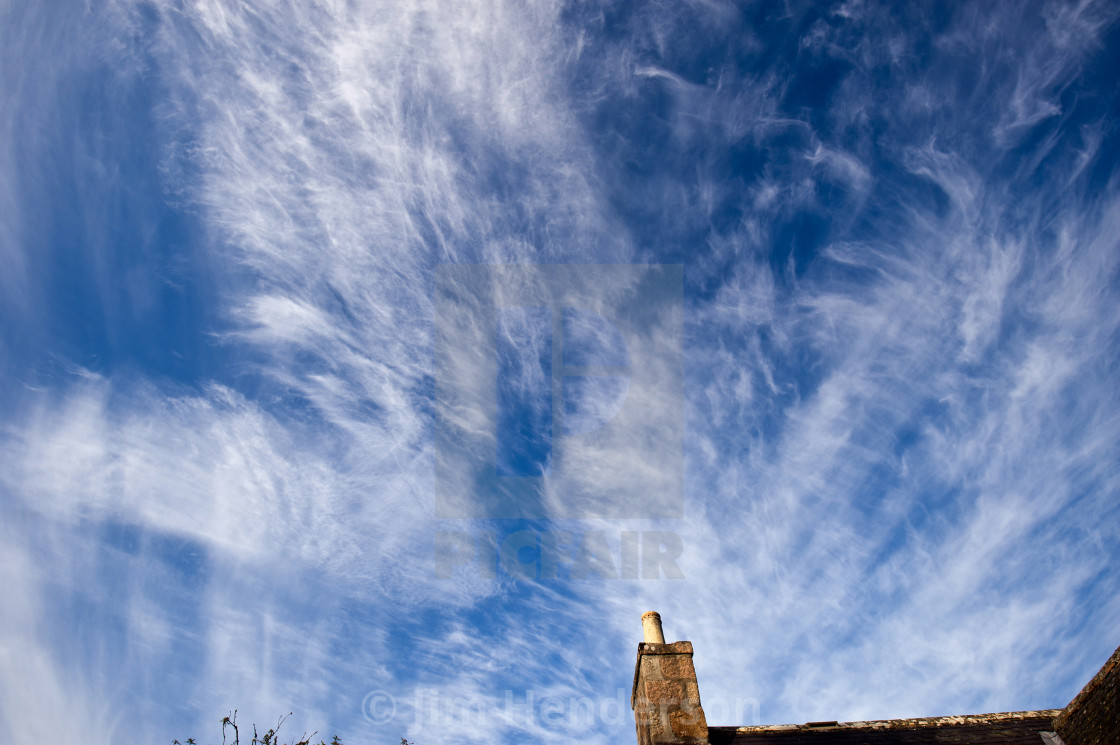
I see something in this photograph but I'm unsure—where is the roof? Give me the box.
[707,710,1061,745]
[1051,643,1120,745]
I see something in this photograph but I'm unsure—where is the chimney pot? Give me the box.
[642,611,666,644]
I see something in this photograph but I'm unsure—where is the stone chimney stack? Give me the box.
[631,612,709,745]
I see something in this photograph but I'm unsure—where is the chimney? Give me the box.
[631,612,709,745]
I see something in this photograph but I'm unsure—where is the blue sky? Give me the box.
[2,1,1119,743]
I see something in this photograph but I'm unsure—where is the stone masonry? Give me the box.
[632,614,710,745]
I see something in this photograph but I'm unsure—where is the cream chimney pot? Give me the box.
[642,611,666,644]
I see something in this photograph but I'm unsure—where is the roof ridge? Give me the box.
[711,709,1063,733]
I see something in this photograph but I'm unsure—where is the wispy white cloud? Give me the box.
[2,0,1119,743]
[625,2,1120,724]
